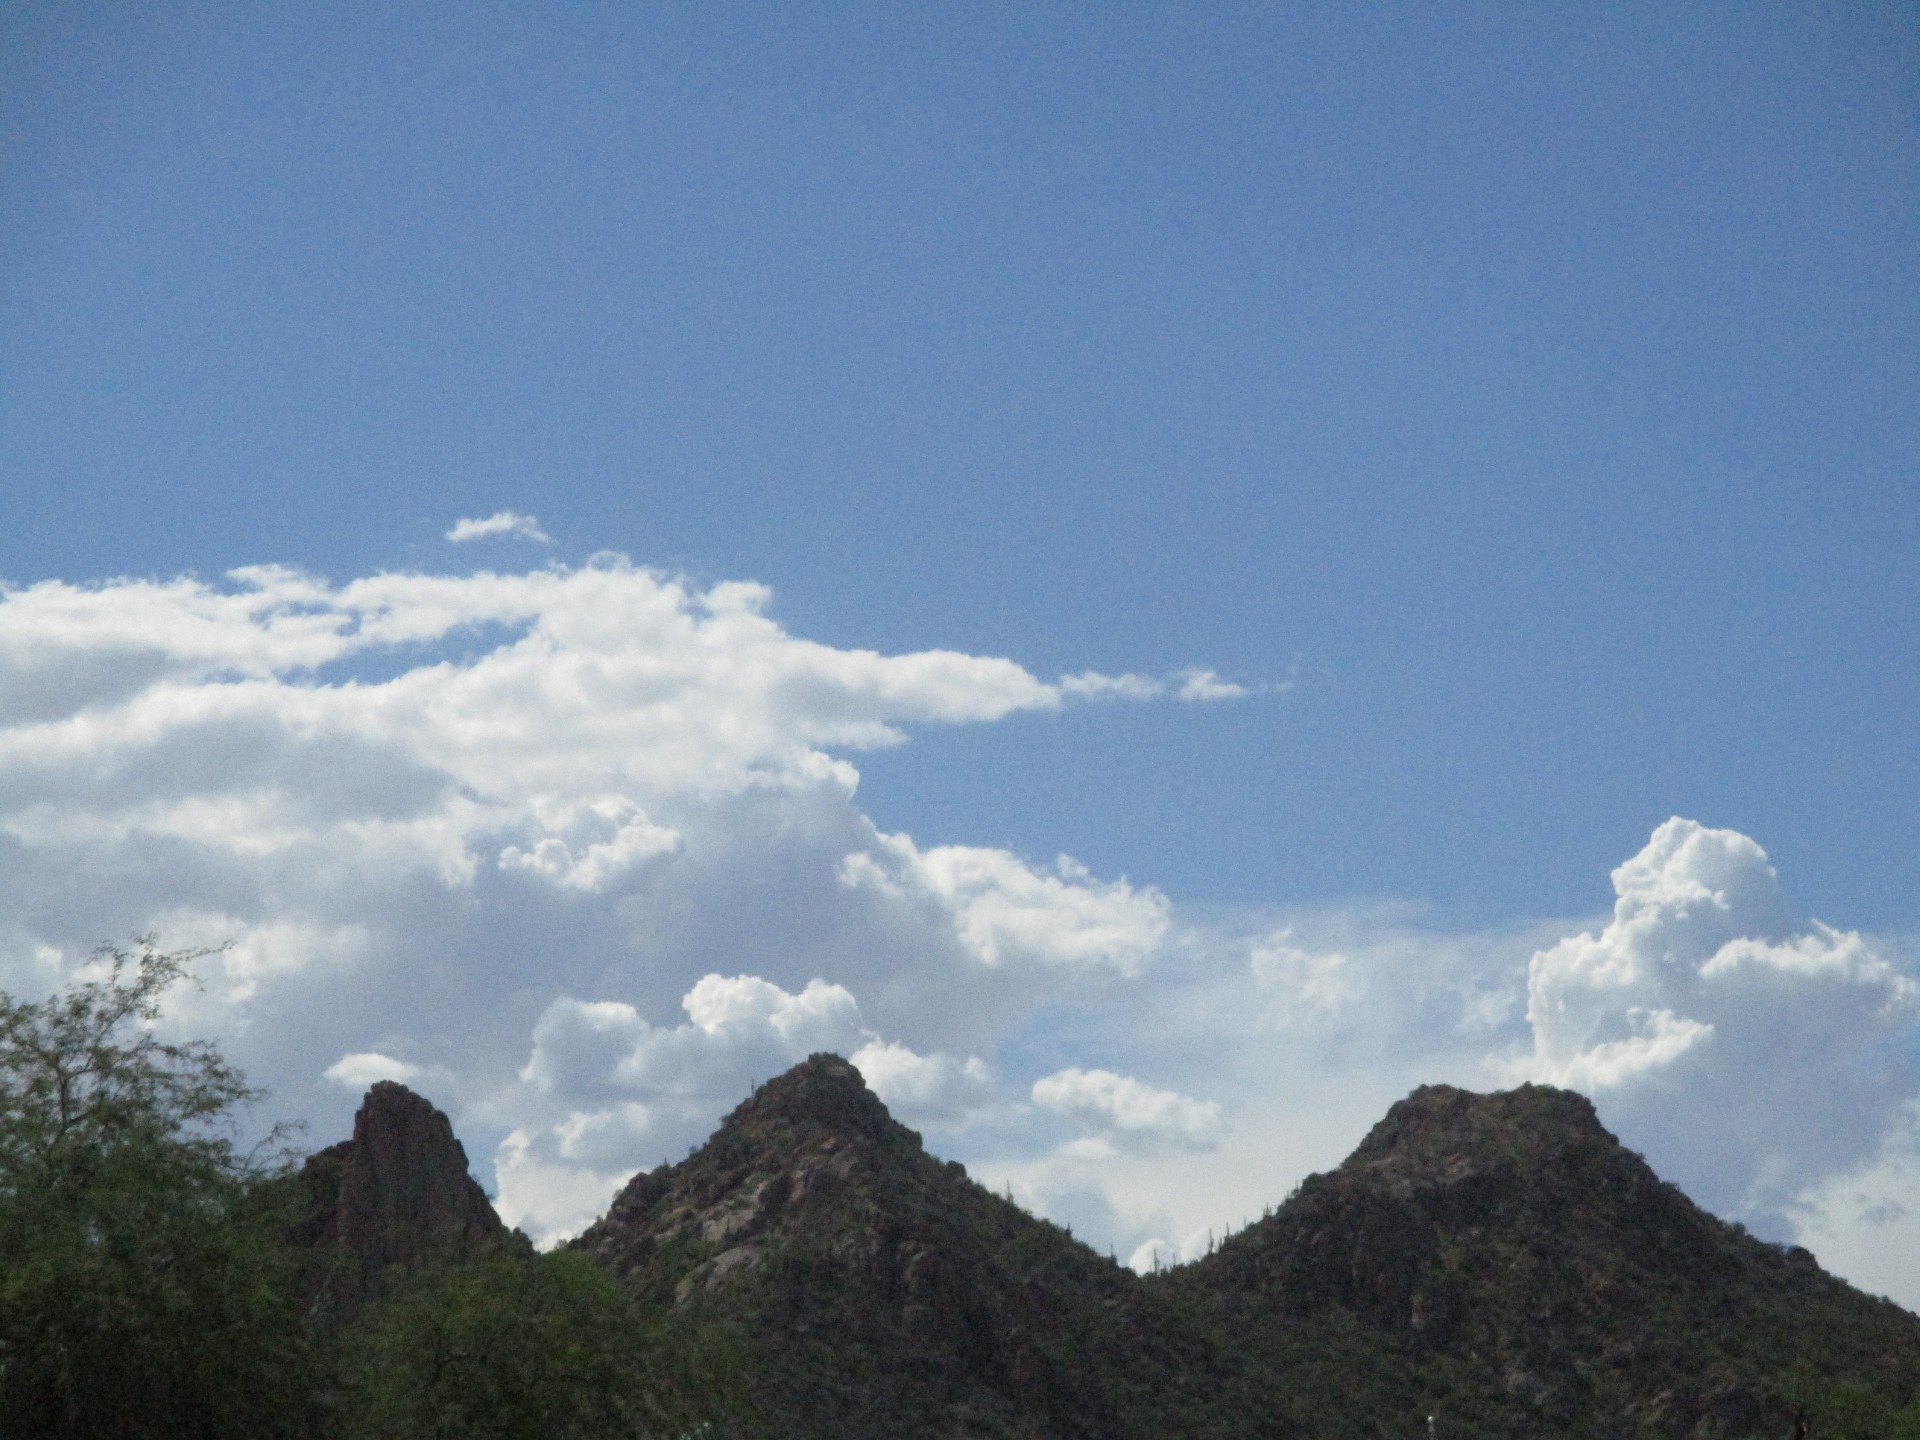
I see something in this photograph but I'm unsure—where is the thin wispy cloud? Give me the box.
[446,510,552,544]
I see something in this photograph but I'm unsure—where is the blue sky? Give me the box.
[4,5,1919,1299]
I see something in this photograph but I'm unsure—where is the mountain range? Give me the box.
[304,1057,1920,1438]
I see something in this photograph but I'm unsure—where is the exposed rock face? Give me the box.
[293,1080,506,1318]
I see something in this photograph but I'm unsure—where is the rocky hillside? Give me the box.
[575,1053,1242,1440]
[574,1062,1920,1439]
[1176,1083,1920,1437]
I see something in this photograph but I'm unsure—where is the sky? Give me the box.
[2,4,1918,1301]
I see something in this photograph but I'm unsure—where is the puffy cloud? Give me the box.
[0,555,1222,1237]
[489,971,996,1239]
[841,833,1169,975]
[324,1052,422,1088]
[6,555,1918,1307]
[1031,1066,1225,1156]
[1521,818,1917,1227]
[850,1041,996,1126]
[446,511,552,544]
[497,796,681,892]
[494,974,864,1237]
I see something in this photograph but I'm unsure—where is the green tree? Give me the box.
[0,938,315,1439]
[339,1244,734,1440]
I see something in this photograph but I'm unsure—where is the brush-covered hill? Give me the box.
[574,1053,1247,1440]
[572,1060,1920,1440]
[1174,1083,1920,1438]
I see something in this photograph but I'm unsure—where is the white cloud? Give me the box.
[1520,817,1917,1226]
[498,796,681,892]
[325,1052,422,1088]
[851,1040,996,1126]
[1032,1066,1225,1156]
[487,971,1000,1239]
[1174,668,1248,702]
[1249,932,1359,1023]
[1057,667,1255,704]
[446,511,552,544]
[1059,671,1164,701]
[1791,1103,1920,1305]
[4,555,1918,1306]
[841,833,1169,975]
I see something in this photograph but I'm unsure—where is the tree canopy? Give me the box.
[0,938,316,1438]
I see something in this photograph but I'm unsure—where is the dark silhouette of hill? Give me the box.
[572,1061,1920,1439]
[291,1079,509,1321]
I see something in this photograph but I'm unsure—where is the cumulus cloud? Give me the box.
[1520,817,1916,1227]
[0,555,1222,1235]
[5,554,1918,1305]
[0,560,1074,887]
[1032,1066,1225,1156]
[851,1040,997,1126]
[498,796,681,891]
[489,971,996,1238]
[324,1052,422,1088]
[841,834,1169,975]
[446,511,552,544]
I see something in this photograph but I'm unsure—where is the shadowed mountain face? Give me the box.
[574,1062,1920,1440]
[1177,1083,1920,1437]
[576,1054,1239,1440]
[292,1080,507,1320]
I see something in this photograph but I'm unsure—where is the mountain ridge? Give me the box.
[570,1058,1920,1437]
[313,1061,1920,1437]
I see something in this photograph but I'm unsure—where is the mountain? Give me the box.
[1174,1083,1920,1438]
[574,1053,1241,1439]
[292,1079,509,1320]
[573,1061,1920,1439]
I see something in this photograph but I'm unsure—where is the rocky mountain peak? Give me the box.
[1340,1081,1609,1178]
[577,1053,930,1296]
[293,1080,505,1317]
[724,1051,898,1147]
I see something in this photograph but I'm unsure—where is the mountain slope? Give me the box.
[1177,1083,1920,1437]
[571,1061,1920,1438]
[575,1053,1249,1440]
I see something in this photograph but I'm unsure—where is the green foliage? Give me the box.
[338,1245,741,1440]
[0,939,316,1439]
[1775,1360,1920,1440]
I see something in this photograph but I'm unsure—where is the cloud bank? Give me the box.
[0,554,1211,1238]
[0,552,1915,1305]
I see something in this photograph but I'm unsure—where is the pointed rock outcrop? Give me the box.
[293,1080,506,1318]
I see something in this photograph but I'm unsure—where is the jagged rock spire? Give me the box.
[292,1080,505,1318]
